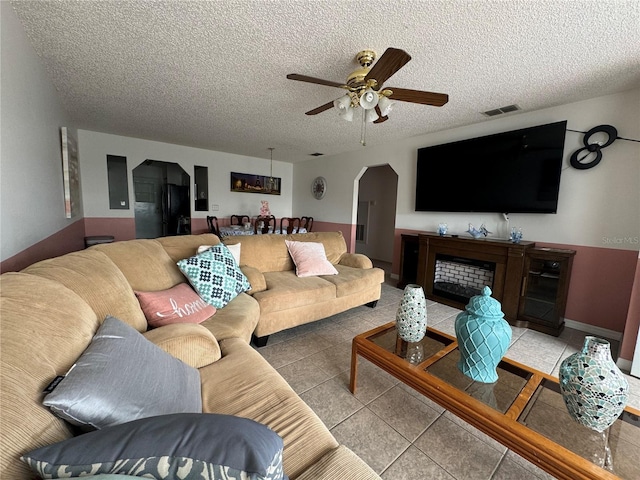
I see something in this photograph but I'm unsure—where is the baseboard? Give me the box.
[564,318,622,341]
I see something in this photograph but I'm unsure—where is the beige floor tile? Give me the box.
[257,340,306,369]
[299,377,365,429]
[502,450,556,479]
[368,385,441,442]
[414,415,504,480]
[330,407,410,474]
[336,362,396,405]
[381,446,455,480]
[396,382,447,414]
[276,358,333,394]
[306,341,352,377]
[442,410,507,454]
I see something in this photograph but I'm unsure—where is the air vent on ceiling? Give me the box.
[309,152,324,156]
[482,104,521,117]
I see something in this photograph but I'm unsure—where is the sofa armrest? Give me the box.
[240,265,267,294]
[143,323,221,368]
[338,253,373,269]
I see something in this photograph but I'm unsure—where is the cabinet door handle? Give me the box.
[521,277,527,297]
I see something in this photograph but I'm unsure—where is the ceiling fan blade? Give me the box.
[386,87,449,106]
[373,105,388,124]
[287,74,345,89]
[305,101,335,115]
[364,48,411,89]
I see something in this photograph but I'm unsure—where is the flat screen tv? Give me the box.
[415,120,567,214]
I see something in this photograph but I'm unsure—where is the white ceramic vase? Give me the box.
[396,284,427,343]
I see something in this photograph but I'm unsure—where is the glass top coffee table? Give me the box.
[350,322,640,480]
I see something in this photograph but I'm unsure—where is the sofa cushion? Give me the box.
[321,265,385,298]
[177,244,251,309]
[43,316,202,430]
[93,239,184,292]
[285,240,338,277]
[254,271,336,314]
[143,323,221,368]
[157,233,221,262]
[23,249,148,332]
[201,292,261,343]
[241,265,268,294]
[0,273,99,479]
[21,413,287,480]
[285,231,347,265]
[135,283,216,327]
[224,234,294,272]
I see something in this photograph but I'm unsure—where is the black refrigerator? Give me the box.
[161,184,190,236]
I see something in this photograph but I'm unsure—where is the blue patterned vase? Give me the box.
[396,284,427,343]
[559,336,629,433]
[455,286,512,383]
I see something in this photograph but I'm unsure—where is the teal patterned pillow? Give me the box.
[177,244,250,308]
[21,413,288,480]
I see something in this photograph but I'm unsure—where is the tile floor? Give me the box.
[256,275,640,479]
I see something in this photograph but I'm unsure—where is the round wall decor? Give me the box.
[312,176,327,199]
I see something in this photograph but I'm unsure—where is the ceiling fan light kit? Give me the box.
[287,47,449,145]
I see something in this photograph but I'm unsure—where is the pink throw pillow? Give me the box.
[285,240,338,277]
[135,283,216,328]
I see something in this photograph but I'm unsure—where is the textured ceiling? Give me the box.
[10,0,640,163]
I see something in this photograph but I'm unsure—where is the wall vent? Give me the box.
[482,104,521,117]
[309,152,324,156]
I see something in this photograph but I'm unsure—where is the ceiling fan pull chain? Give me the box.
[360,109,367,146]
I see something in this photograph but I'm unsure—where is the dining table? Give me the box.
[218,225,307,237]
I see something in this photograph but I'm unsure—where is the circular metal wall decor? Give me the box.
[312,176,327,199]
[569,124,618,170]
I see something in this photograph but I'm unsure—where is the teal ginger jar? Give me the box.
[559,336,629,433]
[455,286,512,383]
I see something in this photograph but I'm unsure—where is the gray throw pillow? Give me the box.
[21,413,287,480]
[43,315,202,430]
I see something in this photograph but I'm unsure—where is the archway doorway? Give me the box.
[355,164,398,277]
[132,160,190,239]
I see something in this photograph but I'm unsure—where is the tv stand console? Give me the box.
[411,233,575,336]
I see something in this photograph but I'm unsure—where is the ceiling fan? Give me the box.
[286,48,449,126]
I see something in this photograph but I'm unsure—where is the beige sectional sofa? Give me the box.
[0,232,383,479]
[222,231,385,345]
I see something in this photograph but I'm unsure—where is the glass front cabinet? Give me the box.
[518,248,576,336]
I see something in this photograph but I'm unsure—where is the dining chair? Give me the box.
[280,217,301,234]
[254,215,276,234]
[230,215,250,226]
[206,216,220,237]
[300,216,314,232]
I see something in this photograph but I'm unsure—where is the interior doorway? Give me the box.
[355,164,398,275]
[132,160,190,239]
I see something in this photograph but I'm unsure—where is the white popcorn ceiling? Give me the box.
[10,0,640,163]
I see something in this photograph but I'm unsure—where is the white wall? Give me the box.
[78,130,294,220]
[294,89,640,251]
[0,4,76,261]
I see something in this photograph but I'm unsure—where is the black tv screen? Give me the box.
[415,121,567,214]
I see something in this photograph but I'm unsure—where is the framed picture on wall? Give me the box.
[60,127,81,218]
[230,172,281,195]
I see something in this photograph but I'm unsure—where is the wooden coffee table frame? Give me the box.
[350,322,639,480]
